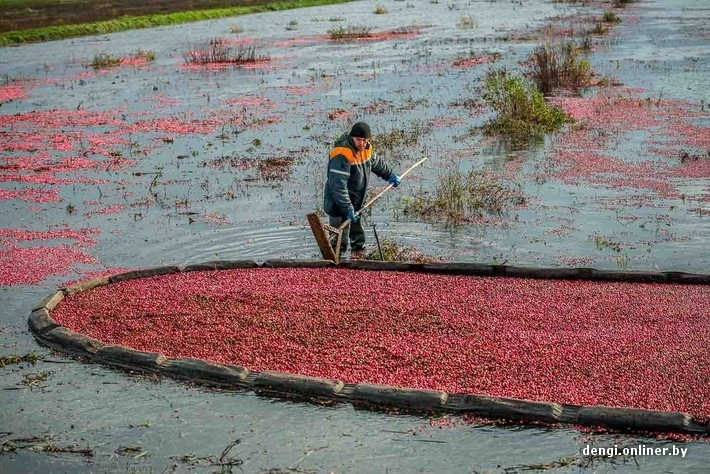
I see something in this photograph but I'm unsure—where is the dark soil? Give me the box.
[0,0,275,33]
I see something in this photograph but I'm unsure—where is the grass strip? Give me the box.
[0,0,354,46]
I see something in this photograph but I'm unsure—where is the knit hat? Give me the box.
[350,122,372,139]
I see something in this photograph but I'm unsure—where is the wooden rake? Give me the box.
[307,157,428,263]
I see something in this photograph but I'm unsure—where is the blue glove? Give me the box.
[388,174,401,187]
[346,209,359,223]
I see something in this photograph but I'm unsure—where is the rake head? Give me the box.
[307,213,343,263]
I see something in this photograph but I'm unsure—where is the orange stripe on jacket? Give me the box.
[329,146,372,164]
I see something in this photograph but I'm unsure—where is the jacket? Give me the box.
[323,133,394,217]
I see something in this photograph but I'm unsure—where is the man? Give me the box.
[323,122,401,253]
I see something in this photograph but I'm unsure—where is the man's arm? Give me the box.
[370,152,395,181]
[327,155,354,216]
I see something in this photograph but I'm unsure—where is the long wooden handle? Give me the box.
[337,156,428,231]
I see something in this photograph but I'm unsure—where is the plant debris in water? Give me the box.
[0,352,39,368]
[0,435,94,457]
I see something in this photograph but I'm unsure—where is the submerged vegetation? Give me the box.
[363,237,437,263]
[90,52,121,69]
[373,4,388,15]
[89,49,155,69]
[327,24,372,40]
[183,38,268,64]
[482,70,572,138]
[456,14,478,29]
[0,435,94,457]
[402,169,525,226]
[0,352,39,368]
[593,234,623,253]
[602,10,622,23]
[528,42,593,95]
[371,124,428,162]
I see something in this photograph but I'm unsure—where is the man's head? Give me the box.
[350,122,371,150]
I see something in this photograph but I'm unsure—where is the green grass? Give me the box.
[528,42,593,95]
[482,70,572,138]
[371,125,425,162]
[593,234,623,253]
[590,22,607,35]
[602,10,622,23]
[0,352,39,367]
[21,370,52,386]
[90,52,121,69]
[373,4,388,14]
[402,169,525,226]
[456,14,477,29]
[183,38,268,64]
[363,237,436,263]
[327,24,372,40]
[0,0,355,45]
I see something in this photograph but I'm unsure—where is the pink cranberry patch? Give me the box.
[0,227,101,285]
[51,267,710,419]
